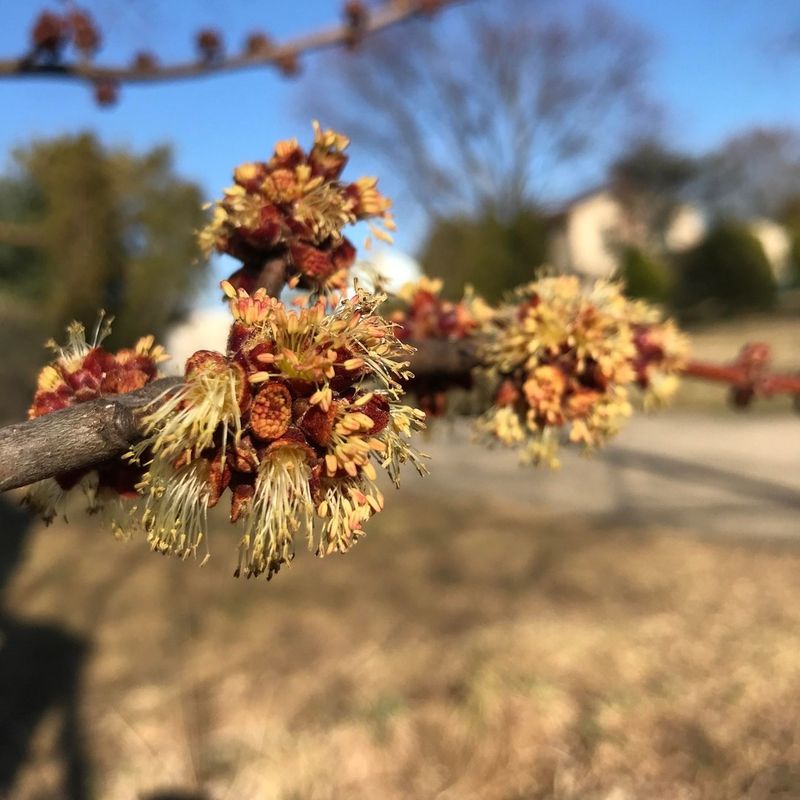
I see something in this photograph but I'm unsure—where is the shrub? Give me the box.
[616,245,673,303]
[419,208,549,303]
[677,221,776,316]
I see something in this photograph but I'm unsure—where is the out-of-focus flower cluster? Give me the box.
[389,276,490,416]
[125,281,426,580]
[390,276,488,342]
[474,276,688,468]
[24,317,168,522]
[198,123,395,297]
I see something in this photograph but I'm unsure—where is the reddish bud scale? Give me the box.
[101,368,150,395]
[229,435,259,473]
[244,31,273,57]
[331,238,357,271]
[226,321,251,357]
[29,388,72,419]
[298,403,336,446]
[82,347,117,378]
[240,206,284,249]
[357,394,391,435]
[230,482,255,522]
[133,51,158,71]
[242,341,276,372]
[309,150,348,181]
[64,367,101,395]
[207,450,232,508]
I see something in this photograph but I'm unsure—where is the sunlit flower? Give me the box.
[391,276,485,342]
[24,315,168,522]
[198,123,394,296]
[474,276,686,467]
[139,349,248,462]
[131,282,426,579]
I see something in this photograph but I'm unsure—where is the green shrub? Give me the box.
[616,245,673,303]
[677,221,776,315]
[419,208,549,303]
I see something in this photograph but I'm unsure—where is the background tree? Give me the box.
[691,126,800,220]
[615,244,673,304]
[610,137,698,249]
[0,134,206,340]
[301,0,656,296]
[0,134,207,419]
[677,221,777,317]
[778,194,800,285]
[418,208,549,302]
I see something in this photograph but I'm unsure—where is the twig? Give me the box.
[0,1,462,88]
[0,339,480,492]
[0,377,180,491]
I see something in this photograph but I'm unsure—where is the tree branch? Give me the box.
[0,340,481,492]
[1,1,463,87]
[2,337,798,493]
[0,377,181,492]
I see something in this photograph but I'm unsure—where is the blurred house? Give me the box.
[548,187,793,285]
[548,186,705,278]
[748,218,793,285]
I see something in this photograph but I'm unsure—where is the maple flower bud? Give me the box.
[31,11,67,57]
[93,79,119,107]
[475,276,686,467]
[244,31,273,57]
[130,281,426,579]
[24,316,167,523]
[198,122,394,297]
[132,51,159,71]
[196,28,223,62]
[69,9,101,57]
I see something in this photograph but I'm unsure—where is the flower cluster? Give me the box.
[198,122,395,296]
[474,276,688,468]
[389,276,490,416]
[129,282,426,580]
[24,316,168,522]
[390,276,488,342]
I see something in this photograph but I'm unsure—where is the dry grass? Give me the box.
[4,483,800,800]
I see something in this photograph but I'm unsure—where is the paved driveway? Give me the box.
[407,411,800,541]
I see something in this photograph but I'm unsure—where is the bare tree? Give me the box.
[692,126,800,220]
[300,0,657,220]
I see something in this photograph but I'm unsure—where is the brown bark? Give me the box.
[0,341,481,492]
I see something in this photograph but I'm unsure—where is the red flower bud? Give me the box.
[196,28,223,62]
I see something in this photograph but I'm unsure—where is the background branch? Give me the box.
[1,1,463,88]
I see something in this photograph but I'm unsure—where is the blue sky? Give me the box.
[2,0,800,287]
